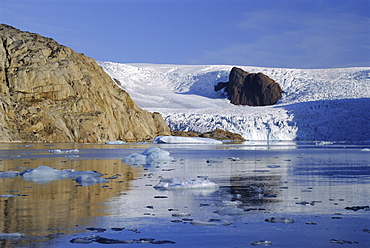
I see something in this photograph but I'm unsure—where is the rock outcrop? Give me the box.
[215,67,283,106]
[171,129,245,141]
[0,24,170,142]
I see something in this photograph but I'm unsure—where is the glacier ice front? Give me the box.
[153,177,218,190]
[153,136,222,144]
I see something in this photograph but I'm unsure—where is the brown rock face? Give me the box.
[171,129,245,141]
[0,24,170,142]
[215,67,283,106]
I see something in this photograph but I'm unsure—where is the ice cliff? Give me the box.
[99,62,370,141]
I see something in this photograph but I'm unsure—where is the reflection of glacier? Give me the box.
[107,145,370,225]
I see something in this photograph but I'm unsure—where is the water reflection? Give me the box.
[0,157,140,247]
[0,143,369,247]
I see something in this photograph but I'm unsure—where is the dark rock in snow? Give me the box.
[215,67,283,106]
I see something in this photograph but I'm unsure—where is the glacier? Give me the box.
[99,62,370,141]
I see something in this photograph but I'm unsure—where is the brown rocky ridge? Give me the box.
[171,129,246,141]
[215,67,283,106]
[0,24,171,142]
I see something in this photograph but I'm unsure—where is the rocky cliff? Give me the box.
[0,24,170,142]
[215,67,283,106]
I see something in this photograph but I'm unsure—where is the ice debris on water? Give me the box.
[250,240,273,246]
[70,235,175,245]
[122,146,173,166]
[0,194,20,198]
[20,165,108,185]
[361,148,370,152]
[21,166,71,183]
[0,171,19,178]
[49,149,79,154]
[0,233,25,239]
[265,217,294,224]
[190,220,231,226]
[330,239,359,244]
[214,208,245,216]
[153,177,218,190]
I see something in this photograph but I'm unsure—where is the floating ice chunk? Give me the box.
[21,165,71,183]
[218,200,243,206]
[49,149,79,153]
[0,233,25,239]
[143,147,173,162]
[0,194,20,197]
[153,136,222,144]
[0,171,19,178]
[361,148,370,152]
[250,240,272,246]
[190,220,217,226]
[153,177,218,190]
[122,153,147,165]
[172,213,191,217]
[265,217,294,224]
[122,147,173,168]
[214,208,245,215]
[105,141,126,145]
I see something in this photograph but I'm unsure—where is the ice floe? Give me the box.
[122,146,174,166]
[21,165,71,183]
[49,149,79,153]
[0,194,20,198]
[265,217,294,224]
[0,171,19,178]
[20,165,108,185]
[0,233,25,239]
[153,136,222,144]
[153,177,218,190]
[214,207,245,215]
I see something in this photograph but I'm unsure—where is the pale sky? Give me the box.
[1,0,369,68]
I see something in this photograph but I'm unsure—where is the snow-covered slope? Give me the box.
[99,62,370,141]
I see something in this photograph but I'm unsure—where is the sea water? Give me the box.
[0,141,369,247]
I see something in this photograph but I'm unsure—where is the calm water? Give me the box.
[0,141,369,247]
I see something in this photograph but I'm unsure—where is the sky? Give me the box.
[1,0,369,68]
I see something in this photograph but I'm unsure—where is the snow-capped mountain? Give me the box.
[99,62,370,141]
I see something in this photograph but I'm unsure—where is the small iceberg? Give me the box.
[153,136,222,144]
[0,171,19,178]
[122,147,174,166]
[20,165,108,185]
[49,149,79,154]
[21,165,71,183]
[0,233,25,239]
[214,208,245,215]
[265,217,294,224]
[142,147,173,162]
[153,177,218,190]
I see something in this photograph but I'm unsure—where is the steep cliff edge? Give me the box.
[0,24,170,142]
